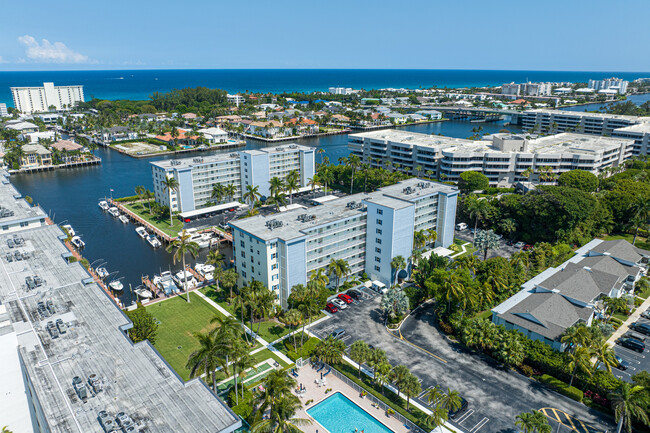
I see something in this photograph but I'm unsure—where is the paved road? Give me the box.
[608,313,649,383]
[311,292,615,433]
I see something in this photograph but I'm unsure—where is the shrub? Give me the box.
[231,401,253,420]
[115,195,140,202]
[228,387,253,407]
[520,365,534,377]
[539,374,583,402]
[439,321,454,335]
[286,337,320,361]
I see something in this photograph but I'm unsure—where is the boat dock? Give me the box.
[9,157,102,174]
[108,198,176,243]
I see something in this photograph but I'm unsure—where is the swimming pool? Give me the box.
[307,392,395,433]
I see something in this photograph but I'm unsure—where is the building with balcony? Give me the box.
[229,178,458,307]
[519,109,649,137]
[11,82,84,114]
[151,144,315,213]
[21,144,53,168]
[349,129,634,186]
[588,78,628,94]
[492,239,649,351]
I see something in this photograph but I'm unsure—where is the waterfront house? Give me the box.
[155,129,198,146]
[246,120,286,138]
[197,127,229,144]
[181,112,198,120]
[101,126,138,143]
[6,121,39,134]
[23,131,57,144]
[20,144,52,168]
[51,139,87,163]
[285,118,319,135]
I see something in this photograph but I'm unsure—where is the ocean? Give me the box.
[1,69,649,106]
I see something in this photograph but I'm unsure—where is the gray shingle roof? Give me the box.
[537,262,620,303]
[590,239,650,263]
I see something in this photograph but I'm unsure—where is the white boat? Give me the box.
[147,235,161,248]
[173,270,197,290]
[96,267,109,279]
[70,236,85,249]
[195,263,215,276]
[134,286,153,299]
[154,271,179,296]
[108,280,124,292]
[119,215,129,224]
[98,201,109,211]
[61,224,75,237]
[108,207,120,217]
[184,229,214,249]
[135,226,148,239]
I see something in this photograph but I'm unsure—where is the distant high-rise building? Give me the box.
[588,78,628,94]
[0,103,8,117]
[501,82,551,97]
[328,87,354,95]
[11,82,84,114]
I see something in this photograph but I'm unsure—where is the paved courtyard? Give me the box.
[310,290,615,433]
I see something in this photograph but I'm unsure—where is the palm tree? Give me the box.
[135,185,145,202]
[515,411,536,433]
[212,183,225,203]
[402,373,421,410]
[413,230,428,250]
[389,364,411,397]
[319,166,333,195]
[166,230,199,302]
[284,170,300,204]
[391,255,406,286]
[225,183,237,202]
[327,258,350,292]
[232,348,255,405]
[314,336,346,365]
[441,271,465,313]
[255,369,297,416]
[185,332,225,391]
[631,197,650,245]
[307,174,320,194]
[347,154,361,193]
[567,346,591,387]
[309,268,329,289]
[427,228,438,247]
[283,309,303,348]
[349,340,371,378]
[251,393,311,433]
[368,347,388,379]
[374,361,392,394]
[530,410,552,433]
[609,383,649,433]
[474,229,501,260]
[161,176,179,227]
[206,248,224,289]
[269,176,285,197]
[243,184,261,206]
[440,387,462,414]
[593,339,617,373]
[465,195,489,242]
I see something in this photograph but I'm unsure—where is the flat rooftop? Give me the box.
[0,170,46,223]
[614,122,650,134]
[523,108,650,123]
[0,224,240,433]
[350,129,474,149]
[230,178,456,241]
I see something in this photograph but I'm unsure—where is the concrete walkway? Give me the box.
[606,295,650,346]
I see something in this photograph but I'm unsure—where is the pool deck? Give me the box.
[294,365,412,433]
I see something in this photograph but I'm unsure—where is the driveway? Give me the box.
[311,293,614,433]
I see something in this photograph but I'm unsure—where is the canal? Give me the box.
[9,118,517,304]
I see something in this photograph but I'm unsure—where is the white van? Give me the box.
[371,280,387,294]
[456,222,468,231]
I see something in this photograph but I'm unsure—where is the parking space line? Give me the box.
[470,417,489,432]
[456,409,474,424]
[417,386,433,399]
[394,328,447,364]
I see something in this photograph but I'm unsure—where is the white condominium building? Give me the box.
[0,103,8,117]
[11,82,84,114]
[229,178,458,307]
[349,129,634,186]
[520,109,649,138]
[588,78,628,94]
[151,144,315,213]
[501,82,552,97]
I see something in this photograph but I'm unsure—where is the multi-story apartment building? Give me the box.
[151,144,315,213]
[11,82,84,114]
[588,78,628,94]
[229,178,458,307]
[349,130,634,186]
[612,122,650,156]
[0,103,8,117]
[501,82,552,97]
[520,109,649,137]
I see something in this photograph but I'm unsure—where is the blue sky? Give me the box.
[1,0,648,71]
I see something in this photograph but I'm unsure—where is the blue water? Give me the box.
[560,93,650,113]
[1,69,648,106]
[307,392,394,433]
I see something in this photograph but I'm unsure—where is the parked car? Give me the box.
[625,330,647,343]
[449,397,468,419]
[325,303,339,314]
[641,309,650,320]
[330,328,346,339]
[371,280,388,294]
[346,289,362,300]
[523,244,534,251]
[455,223,468,231]
[331,298,347,310]
[615,355,629,371]
[514,241,525,249]
[618,337,645,353]
[631,322,650,335]
[337,293,353,304]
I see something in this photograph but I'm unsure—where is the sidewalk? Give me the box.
[606,295,650,346]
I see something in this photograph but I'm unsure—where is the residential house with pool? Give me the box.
[492,239,649,351]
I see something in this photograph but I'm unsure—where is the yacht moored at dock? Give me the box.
[147,235,162,248]
[61,224,75,237]
[108,280,124,292]
[119,215,129,224]
[173,270,198,290]
[134,286,153,299]
[96,267,109,279]
[70,236,85,249]
[98,200,109,211]
[154,271,179,296]
[135,226,148,238]
[108,207,120,217]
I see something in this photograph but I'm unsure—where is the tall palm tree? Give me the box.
[284,170,300,204]
[389,364,411,397]
[593,339,617,373]
[413,230,428,250]
[186,332,226,391]
[313,336,346,365]
[225,183,237,202]
[212,183,225,203]
[567,346,591,387]
[318,166,333,195]
[161,176,179,227]
[206,249,224,292]
[441,271,465,313]
[243,184,261,206]
[374,361,392,394]
[317,148,325,165]
[367,347,388,379]
[251,393,311,433]
[390,255,406,286]
[464,195,489,242]
[327,258,350,292]
[166,230,199,302]
[530,410,552,433]
[283,309,303,348]
[402,373,421,410]
[515,411,536,433]
[309,268,329,289]
[427,228,438,247]
[269,176,285,197]
[232,347,255,405]
[631,197,650,245]
[307,174,320,194]
[349,340,371,378]
[609,383,649,433]
[347,154,361,193]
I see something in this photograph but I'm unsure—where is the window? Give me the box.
[242,271,247,278]
[375,247,381,253]
[377,209,383,215]
[240,240,245,248]
[272,275,278,281]
[271,264,278,270]
[374,265,381,272]
[376,238,382,245]
[2,225,7,231]
[375,256,381,263]
[240,251,245,258]
[271,253,277,259]
[376,228,382,235]
[272,285,279,291]
[376,219,382,225]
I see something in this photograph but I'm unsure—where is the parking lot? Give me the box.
[311,291,614,433]
[609,313,649,382]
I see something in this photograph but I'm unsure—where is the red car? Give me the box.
[325,303,339,313]
[523,244,534,251]
[337,293,353,304]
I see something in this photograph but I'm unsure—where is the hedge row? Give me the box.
[285,336,319,362]
[539,374,583,402]
[114,195,140,202]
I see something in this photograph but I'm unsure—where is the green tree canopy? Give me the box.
[558,170,598,192]
[458,171,489,193]
[126,303,158,344]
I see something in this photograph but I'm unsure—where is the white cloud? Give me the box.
[18,35,89,63]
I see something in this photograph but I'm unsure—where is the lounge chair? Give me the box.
[323,367,332,376]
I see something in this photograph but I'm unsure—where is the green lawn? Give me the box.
[200,285,292,343]
[603,233,647,244]
[475,310,493,320]
[123,200,184,237]
[147,293,226,380]
[636,281,650,300]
